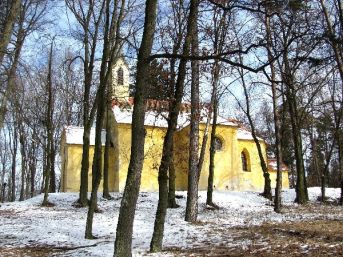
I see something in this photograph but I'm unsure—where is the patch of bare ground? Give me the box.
[0,246,66,257]
[164,218,343,256]
[0,243,103,257]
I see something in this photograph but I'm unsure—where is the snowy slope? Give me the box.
[0,188,342,256]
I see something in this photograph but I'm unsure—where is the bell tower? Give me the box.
[112,57,129,100]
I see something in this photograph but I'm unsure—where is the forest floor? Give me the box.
[0,188,342,257]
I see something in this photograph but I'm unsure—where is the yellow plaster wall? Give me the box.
[173,124,242,191]
[61,143,118,192]
[237,140,267,191]
[269,170,290,189]
[117,124,166,191]
[61,122,289,193]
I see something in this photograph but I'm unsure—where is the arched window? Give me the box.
[117,67,124,85]
[214,136,223,151]
[241,151,249,172]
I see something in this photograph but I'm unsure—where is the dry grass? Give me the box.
[164,219,343,257]
[0,246,65,257]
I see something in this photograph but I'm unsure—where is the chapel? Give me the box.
[60,58,289,192]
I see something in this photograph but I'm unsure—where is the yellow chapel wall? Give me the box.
[116,123,166,191]
[61,122,289,193]
[237,139,267,191]
[173,124,241,191]
[172,124,282,192]
[61,141,119,192]
[268,170,290,189]
[237,139,290,190]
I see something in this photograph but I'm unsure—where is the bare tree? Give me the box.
[149,0,199,251]
[85,0,126,239]
[114,0,158,255]
[65,0,105,207]
[0,0,21,67]
[1,0,48,127]
[318,0,343,204]
[42,39,54,206]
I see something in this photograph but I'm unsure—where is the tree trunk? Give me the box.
[86,0,125,240]
[203,10,227,207]
[0,0,21,67]
[320,0,343,204]
[185,0,200,223]
[29,131,38,197]
[10,127,18,202]
[264,12,282,209]
[272,81,283,212]
[167,141,178,208]
[49,138,56,193]
[85,0,112,239]
[339,133,343,206]
[207,97,218,207]
[84,71,106,239]
[204,59,221,208]
[42,41,54,206]
[239,64,272,201]
[70,0,105,208]
[167,30,182,207]
[0,1,25,127]
[280,45,308,204]
[103,105,112,199]
[149,0,199,252]
[1,161,6,202]
[319,0,343,85]
[285,87,308,204]
[19,132,26,201]
[79,127,91,206]
[113,0,157,255]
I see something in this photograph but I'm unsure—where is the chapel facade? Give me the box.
[60,58,289,192]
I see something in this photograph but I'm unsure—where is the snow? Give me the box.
[0,188,341,256]
[112,105,238,129]
[237,128,263,141]
[65,108,239,145]
[64,126,106,145]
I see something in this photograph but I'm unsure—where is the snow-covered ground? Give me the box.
[0,188,342,256]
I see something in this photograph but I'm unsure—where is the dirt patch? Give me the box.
[0,209,21,220]
[258,219,343,242]
[163,219,343,257]
[0,246,66,257]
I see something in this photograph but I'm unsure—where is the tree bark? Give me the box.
[103,105,112,199]
[49,137,56,193]
[204,9,227,207]
[79,126,91,206]
[149,0,199,252]
[167,141,178,208]
[29,133,37,198]
[319,0,343,204]
[284,83,308,204]
[0,0,21,67]
[319,0,343,85]
[185,0,200,223]
[207,97,218,207]
[10,126,18,202]
[42,41,54,206]
[167,19,183,208]
[264,11,282,208]
[114,0,158,255]
[19,130,26,201]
